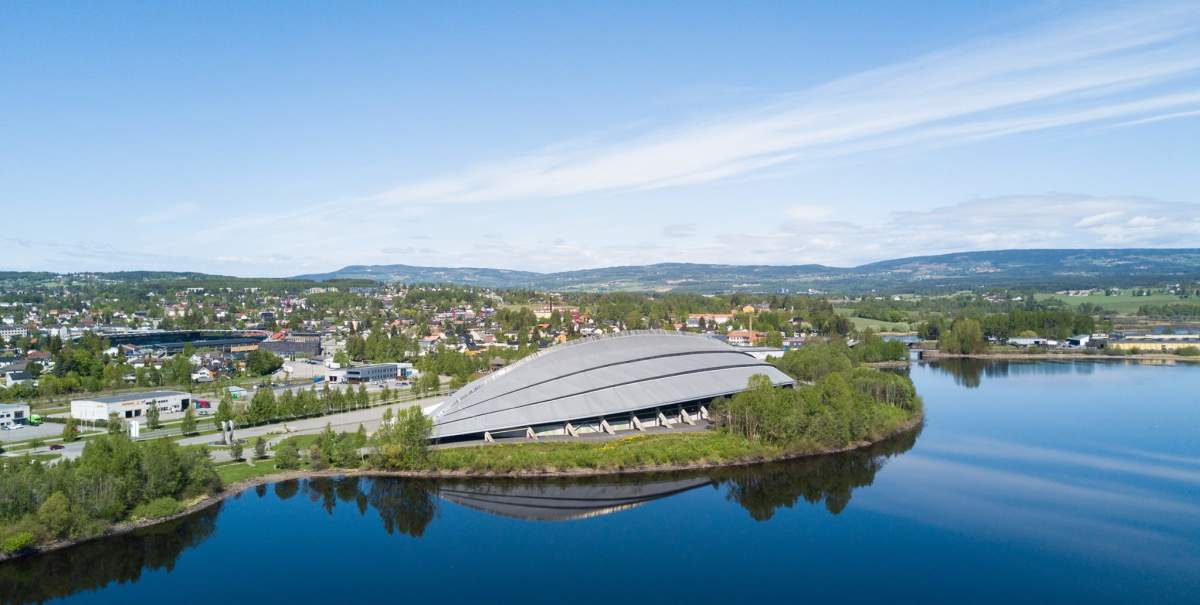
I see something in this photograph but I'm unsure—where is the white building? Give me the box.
[70,390,195,421]
[0,402,31,429]
[0,326,27,340]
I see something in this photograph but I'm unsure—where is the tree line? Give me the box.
[0,434,221,554]
[712,342,921,449]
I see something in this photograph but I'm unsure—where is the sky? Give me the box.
[2,0,1200,276]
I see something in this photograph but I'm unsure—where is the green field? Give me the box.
[1039,292,1187,314]
[834,307,913,332]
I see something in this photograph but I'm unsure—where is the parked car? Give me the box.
[49,444,65,451]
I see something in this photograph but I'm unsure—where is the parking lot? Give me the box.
[0,421,73,443]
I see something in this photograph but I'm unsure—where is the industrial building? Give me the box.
[430,331,795,441]
[70,390,194,421]
[345,363,399,383]
[1108,334,1200,352]
[0,402,30,429]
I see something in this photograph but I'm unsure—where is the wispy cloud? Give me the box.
[354,2,1200,207]
[194,2,1200,261]
[661,223,697,238]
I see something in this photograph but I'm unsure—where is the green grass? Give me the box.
[277,434,322,450]
[834,307,913,332]
[215,458,279,483]
[129,497,181,520]
[846,316,913,332]
[1039,291,1186,315]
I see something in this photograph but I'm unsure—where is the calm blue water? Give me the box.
[4,360,1198,605]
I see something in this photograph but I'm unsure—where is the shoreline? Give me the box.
[0,414,923,562]
[916,350,1200,363]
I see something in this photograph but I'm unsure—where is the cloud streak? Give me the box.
[190,1,1200,267]
[356,2,1200,207]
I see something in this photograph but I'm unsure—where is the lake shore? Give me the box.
[917,350,1200,363]
[0,415,922,562]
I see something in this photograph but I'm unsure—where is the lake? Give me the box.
[3,360,1198,604]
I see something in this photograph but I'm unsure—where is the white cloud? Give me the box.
[757,193,1200,266]
[350,3,1200,206]
[661,223,697,238]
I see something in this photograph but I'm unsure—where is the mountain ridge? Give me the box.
[291,248,1200,293]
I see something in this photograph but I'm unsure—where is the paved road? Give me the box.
[178,398,445,463]
[6,395,445,463]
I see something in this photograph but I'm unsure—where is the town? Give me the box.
[1,273,1198,445]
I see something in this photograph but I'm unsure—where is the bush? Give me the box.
[274,441,300,470]
[1,531,37,554]
[129,497,181,520]
[1175,346,1200,357]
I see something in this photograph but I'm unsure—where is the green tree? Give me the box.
[36,492,74,539]
[180,408,197,436]
[145,404,161,430]
[141,438,184,499]
[939,318,987,354]
[229,440,243,461]
[333,350,350,367]
[371,406,432,470]
[246,350,283,376]
[247,387,277,425]
[274,440,300,469]
[107,412,124,435]
[61,417,79,442]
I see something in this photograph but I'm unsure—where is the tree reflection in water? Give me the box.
[714,424,921,519]
[927,357,1100,388]
[0,425,919,604]
[0,505,220,605]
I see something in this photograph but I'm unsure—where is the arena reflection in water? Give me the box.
[0,427,920,605]
[926,357,1102,388]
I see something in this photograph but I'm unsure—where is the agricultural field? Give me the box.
[834,307,914,332]
[1039,291,1187,315]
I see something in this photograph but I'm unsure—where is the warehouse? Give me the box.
[345,363,399,383]
[430,331,794,441]
[70,390,194,421]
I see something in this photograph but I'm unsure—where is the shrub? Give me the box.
[274,441,300,470]
[1175,346,1200,357]
[129,497,181,520]
[1,531,37,554]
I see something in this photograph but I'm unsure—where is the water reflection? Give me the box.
[437,477,712,521]
[715,425,919,519]
[927,358,1101,388]
[0,506,220,605]
[0,427,919,604]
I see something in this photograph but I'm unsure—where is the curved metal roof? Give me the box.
[431,331,794,439]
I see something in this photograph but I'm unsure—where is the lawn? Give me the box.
[215,458,279,483]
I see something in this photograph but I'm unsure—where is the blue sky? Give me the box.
[2,1,1199,276]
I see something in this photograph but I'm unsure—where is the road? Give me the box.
[5,391,446,463]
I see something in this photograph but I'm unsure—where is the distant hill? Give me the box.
[292,248,1200,293]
